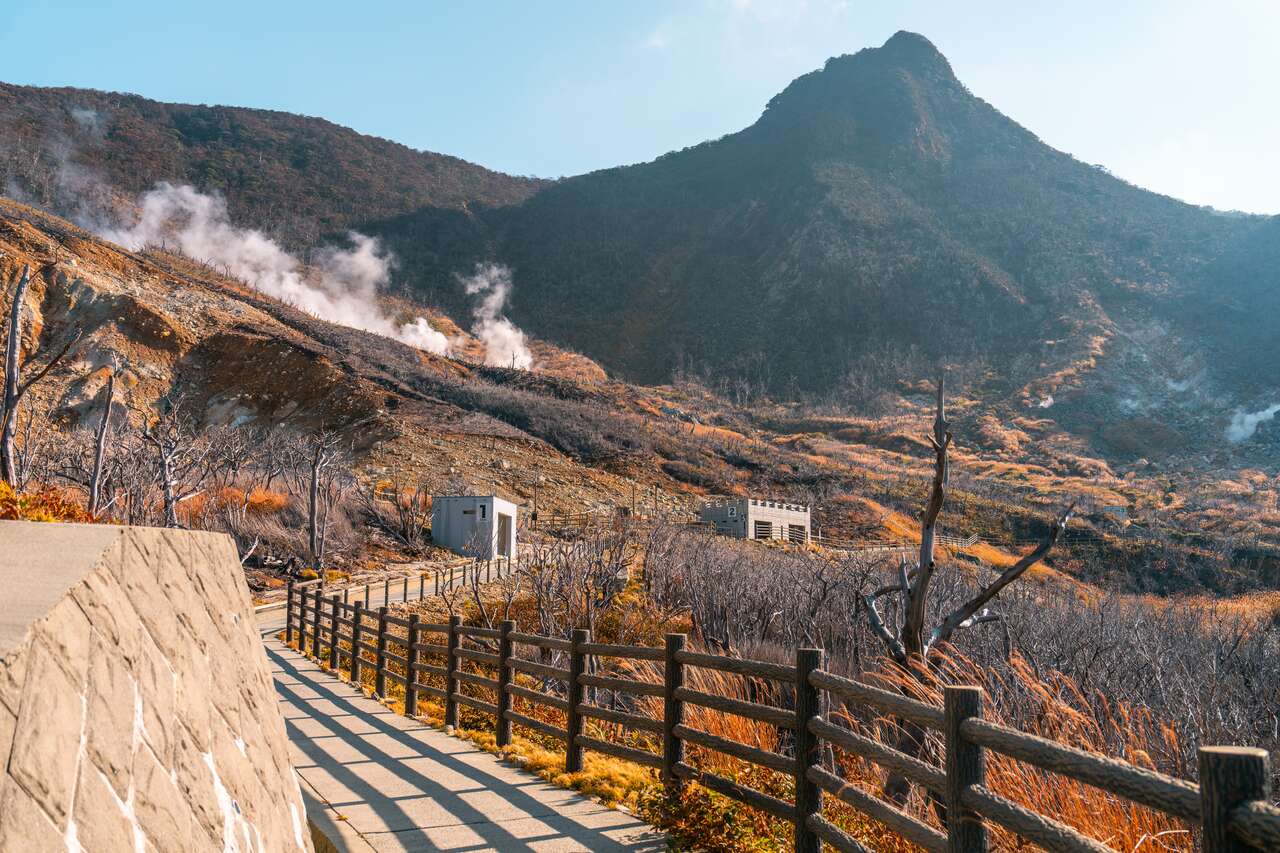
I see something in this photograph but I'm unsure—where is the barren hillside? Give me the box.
[2,198,1276,596]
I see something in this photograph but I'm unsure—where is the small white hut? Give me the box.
[431,495,518,559]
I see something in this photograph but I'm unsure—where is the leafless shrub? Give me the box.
[516,527,635,641]
[358,469,432,551]
[637,521,1280,788]
[281,431,355,570]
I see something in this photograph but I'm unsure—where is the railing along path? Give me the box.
[283,583,1279,853]
[259,553,514,615]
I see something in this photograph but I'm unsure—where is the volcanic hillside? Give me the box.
[0,197,644,522]
[4,198,1280,597]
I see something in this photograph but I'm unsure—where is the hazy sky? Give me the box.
[2,1,1276,213]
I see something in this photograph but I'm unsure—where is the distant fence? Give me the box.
[283,584,1279,853]
[255,555,513,615]
[809,532,978,554]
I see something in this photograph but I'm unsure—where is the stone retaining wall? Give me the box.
[0,521,313,852]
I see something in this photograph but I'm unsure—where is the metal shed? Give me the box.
[430,495,518,559]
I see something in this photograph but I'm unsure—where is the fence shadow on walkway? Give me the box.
[267,641,668,852]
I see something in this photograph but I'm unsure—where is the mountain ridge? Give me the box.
[0,79,544,247]
[2,32,1277,464]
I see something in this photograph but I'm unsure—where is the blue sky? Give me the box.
[2,1,1276,213]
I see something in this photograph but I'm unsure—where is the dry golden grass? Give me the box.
[961,540,1021,568]
[1140,591,1280,627]
[178,484,291,524]
[848,653,1194,852]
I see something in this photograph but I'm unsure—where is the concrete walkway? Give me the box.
[264,636,669,852]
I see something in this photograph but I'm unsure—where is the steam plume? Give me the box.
[100,183,450,355]
[459,263,533,369]
[69,107,106,138]
[1226,403,1280,442]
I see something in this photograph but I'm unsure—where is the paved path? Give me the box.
[260,607,667,851]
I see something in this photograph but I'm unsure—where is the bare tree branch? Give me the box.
[862,592,907,664]
[16,328,83,402]
[927,504,1074,654]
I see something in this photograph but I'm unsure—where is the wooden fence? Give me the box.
[273,555,513,615]
[284,583,1279,853]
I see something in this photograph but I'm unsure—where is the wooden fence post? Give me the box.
[496,619,515,747]
[945,685,987,853]
[794,648,824,853]
[350,601,364,685]
[343,586,349,606]
[1199,746,1270,853]
[565,628,590,772]
[328,595,339,670]
[405,614,421,717]
[419,574,425,600]
[285,581,295,644]
[383,577,390,604]
[310,587,322,658]
[297,587,307,650]
[663,633,686,794]
[445,615,462,728]
[434,570,440,596]
[375,606,388,699]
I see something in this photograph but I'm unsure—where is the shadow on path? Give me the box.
[266,639,667,852]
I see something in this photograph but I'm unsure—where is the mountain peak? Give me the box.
[880,31,944,61]
[866,30,956,80]
[758,30,963,153]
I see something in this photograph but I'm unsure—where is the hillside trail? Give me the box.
[256,577,667,852]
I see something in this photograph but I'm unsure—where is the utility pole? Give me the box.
[532,471,541,528]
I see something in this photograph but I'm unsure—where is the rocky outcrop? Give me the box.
[0,521,313,852]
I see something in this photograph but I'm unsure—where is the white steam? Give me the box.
[99,183,450,355]
[1226,403,1280,442]
[69,107,106,138]
[459,263,533,369]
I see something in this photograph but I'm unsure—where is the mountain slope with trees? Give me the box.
[461,32,1268,401]
[0,81,542,248]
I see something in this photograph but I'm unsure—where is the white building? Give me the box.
[699,497,810,544]
[431,495,518,559]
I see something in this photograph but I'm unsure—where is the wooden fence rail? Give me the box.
[277,554,514,635]
[283,584,1278,853]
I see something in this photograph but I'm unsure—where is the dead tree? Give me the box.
[283,431,352,572]
[50,376,120,517]
[12,404,61,490]
[141,399,217,528]
[860,376,1072,804]
[88,372,115,517]
[307,436,330,566]
[1,264,80,487]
